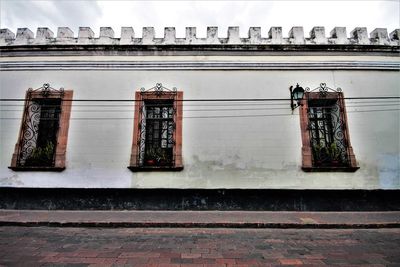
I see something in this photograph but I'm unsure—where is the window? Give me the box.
[9,84,73,171]
[129,84,183,171]
[299,85,358,171]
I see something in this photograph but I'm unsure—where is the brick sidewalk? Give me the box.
[1,227,399,266]
[0,210,399,228]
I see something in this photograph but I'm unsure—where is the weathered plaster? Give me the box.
[378,154,400,188]
[0,174,24,186]
[0,66,398,189]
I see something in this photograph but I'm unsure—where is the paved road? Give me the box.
[0,227,399,266]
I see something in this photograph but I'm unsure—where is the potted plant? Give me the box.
[145,147,170,166]
[328,142,341,165]
[145,147,157,165]
[312,143,328,165]
[24,141,55,167]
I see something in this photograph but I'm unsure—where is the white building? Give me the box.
[0,26,399,208]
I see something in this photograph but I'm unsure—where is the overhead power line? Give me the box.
[0,96,399,102]
[0,99,399,109]
[0,108,399,120]
[2,103,400,113]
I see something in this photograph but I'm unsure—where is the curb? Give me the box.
[1,221,399,229]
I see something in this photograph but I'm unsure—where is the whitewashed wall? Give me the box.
[0,64,399,189]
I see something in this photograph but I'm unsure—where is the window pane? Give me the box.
[308,100,349,167]
[19,98,61,167]
[141,100,174,166]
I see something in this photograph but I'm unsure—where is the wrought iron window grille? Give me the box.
[140,83,177,97]
[28,83,65,98]
[15,84,65,168]
[302,83,357,170]
[304,82,342,97]
[130,83,183,170]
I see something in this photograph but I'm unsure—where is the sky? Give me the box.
[0,0,399,38]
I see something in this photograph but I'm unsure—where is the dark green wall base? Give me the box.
[0,188,399,211]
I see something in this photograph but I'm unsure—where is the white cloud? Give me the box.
[0,0,102,35]
[1,0,398,38]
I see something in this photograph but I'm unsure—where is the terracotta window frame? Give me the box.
[9,86,73,171]
[299,91,359,172]
[128,89,183,171]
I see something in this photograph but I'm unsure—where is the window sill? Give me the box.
[8,166,65,172]
[302,166,359,172]
[128,166,184,172]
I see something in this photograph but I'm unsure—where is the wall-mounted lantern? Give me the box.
[289,83,305,110]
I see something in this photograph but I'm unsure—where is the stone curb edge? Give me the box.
[1,221,399,229]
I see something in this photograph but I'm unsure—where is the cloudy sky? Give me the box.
[1,0,399,38]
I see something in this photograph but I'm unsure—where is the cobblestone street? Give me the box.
[0,226,399,266]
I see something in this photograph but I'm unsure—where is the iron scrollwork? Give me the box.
[137,83,177,167]
[306,83,349,167]
[308,103,349,167]
[140,83,177,97]
[18,101,41,166]
[305,83,342,97]
[17,84,64,167]
[138,105,147,166]
[28,83,65,97]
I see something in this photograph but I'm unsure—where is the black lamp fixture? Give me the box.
[289,83,305,110]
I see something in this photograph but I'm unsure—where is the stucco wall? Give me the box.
[0,68,399,189]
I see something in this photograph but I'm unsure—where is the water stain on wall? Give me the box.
[0,174,24,186]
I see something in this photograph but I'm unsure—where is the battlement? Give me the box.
[0,26,399,46]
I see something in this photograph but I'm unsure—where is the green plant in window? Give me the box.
[145,146,171,165]
[25,141,55,166]
[312,143,325,161]
[328,142,341,161]
[313,142,342,165]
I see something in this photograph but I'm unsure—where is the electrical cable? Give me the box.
[0,96,399,102]
[0,100,399,108]
[0,108,399,120]
[2,103,400,112]
[0,97,398,120]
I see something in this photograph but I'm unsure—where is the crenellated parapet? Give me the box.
[0,26,399,46]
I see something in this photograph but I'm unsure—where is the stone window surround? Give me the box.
[9,90,73,171]
[299,92,359,172]
[128,91,183,171]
